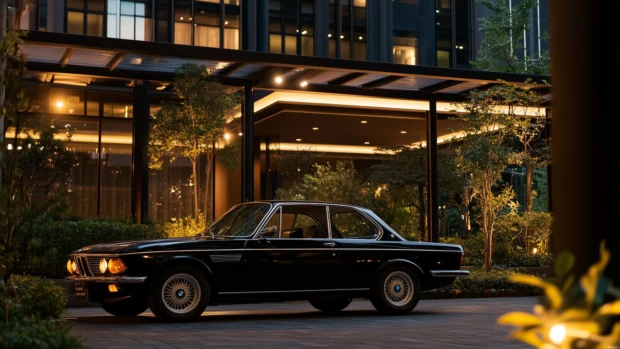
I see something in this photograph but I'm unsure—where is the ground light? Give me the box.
[549,324,567,345]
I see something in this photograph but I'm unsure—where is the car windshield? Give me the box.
[205,203,272,237]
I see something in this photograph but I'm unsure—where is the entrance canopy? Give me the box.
[20,31,551,103]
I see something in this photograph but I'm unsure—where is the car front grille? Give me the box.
[72,255,104,276]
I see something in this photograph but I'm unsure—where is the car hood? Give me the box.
[71,236,244,255]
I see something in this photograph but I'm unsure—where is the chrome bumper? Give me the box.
[65,275,147,284]
[430,270,470,278]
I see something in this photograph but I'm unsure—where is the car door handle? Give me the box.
[323,242,336,247]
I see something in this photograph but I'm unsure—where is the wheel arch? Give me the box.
[377,259,424,278]
[149,256,215,297]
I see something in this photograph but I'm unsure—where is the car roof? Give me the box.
[247,200,367,210]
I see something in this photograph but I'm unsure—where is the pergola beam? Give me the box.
[328,72,366,85]
[418,80,464,93]
[106,52,126,71]
[215,62,247,77]
[58,48,74,67]
[361,75,403,89]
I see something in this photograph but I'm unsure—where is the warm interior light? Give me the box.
[361,120,367,124]
[124,106,128,118]
[549,325,567,345]
[300,81,308,87]
[108,284,119,293]
[54,80,88,87]
[400,130,407,134]
[224,133,231,140]
[107,258,127,274]
[340,35,344,39]
[364,141,370,145]
[56,101,64,108]
[238,132,243,136]
[359,36,363,40]
[99,258,108,273]
[67,260,74,274]
[301,30,307,35]
[274,76,283,84]
[296,138,302,142]
[224,21,228,25]
[328,34,332,38]
[7,144,13,150]
[312,127,319,131]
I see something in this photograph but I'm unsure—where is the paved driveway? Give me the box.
[66,297,535,349]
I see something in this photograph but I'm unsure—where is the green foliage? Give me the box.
[276,147,324,185]
[0,316,87,349]
[161,214,208,238]
[13,216,162,278]
[9,275,67,319]
[532,168,549,212]
[496,211,552,256]
[499,244,620,348]
[451,269,537,294]
[473,0,550,74]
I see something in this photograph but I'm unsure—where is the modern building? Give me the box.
[5,0,550,241]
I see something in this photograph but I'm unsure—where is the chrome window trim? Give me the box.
[218,288,369,295]
[326,205,332,239]
[206,202,274,239]
[251,202,330,240]
[430,270,470,278]
[66,275,147,283]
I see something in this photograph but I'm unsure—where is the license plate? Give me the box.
[73,281,88,300]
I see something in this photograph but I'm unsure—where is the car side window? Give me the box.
[279,205,328,239]
[330,207,378,239]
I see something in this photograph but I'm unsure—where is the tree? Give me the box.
[149,63,240,221]
[474,0,550,75]
[456,86,520,272]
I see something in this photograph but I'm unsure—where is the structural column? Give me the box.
[550,0,620,278]
[426,100,439,243]
[242,84,254,202]
[131,81,151,223]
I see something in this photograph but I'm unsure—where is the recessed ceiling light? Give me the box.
[340,35,344,39]
[364,141,370,145]
[275,76,283,84]
[300,81,308,87]
[359,36,363,40]
[328,34,332,38]
[225,21,228,25]
[55,101,64,108]
[361,120,368,124]
[180,17,183,20]
[238,132,243,136]
[401,131,407,134]
[302,30,307,35]
[312,127,319,131]
[296,138,302,142]
[436,9,440,13]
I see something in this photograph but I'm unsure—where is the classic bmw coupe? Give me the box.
[67,201,468,321]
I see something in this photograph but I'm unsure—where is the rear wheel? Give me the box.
[370,266,420,314]
[148,267,210,322]
[101,296,148,316]
[309,297,352,313]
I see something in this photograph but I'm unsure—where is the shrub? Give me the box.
[451,269,536,293]
[161,214,209,238]
[0,316,87,349]
[10,275,67,319]
[14,216,163,278]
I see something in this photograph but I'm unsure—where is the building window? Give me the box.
[107,0,153,41]
[437,50,450,68]
[173,0,240,49]
[327,0,366,60]
[393,36,417,65]
[67,0,105,36]
[268,0,314,56]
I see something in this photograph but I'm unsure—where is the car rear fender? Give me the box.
[377,259,424,277]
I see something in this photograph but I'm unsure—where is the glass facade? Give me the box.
[393,0,419,66]
[268,0,314,56]
[326,0,366,60]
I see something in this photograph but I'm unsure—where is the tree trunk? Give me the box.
[203,149,215,222]
[191,159,199,220]
[483,226,493,272]
[524,162,534,213]
[0,0,8,186]
[417,183,426,241]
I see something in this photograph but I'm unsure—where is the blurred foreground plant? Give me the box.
[498,242,620,348]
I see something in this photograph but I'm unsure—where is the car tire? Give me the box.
[309,297,352,313]
[370,266,420,315]
[101,296,149,316]
[148,266,210,322]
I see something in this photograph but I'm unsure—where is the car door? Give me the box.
[329,205,385,289]
[244,204,340,292]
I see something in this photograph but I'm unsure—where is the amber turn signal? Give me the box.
[108,284,119,293]
[67,260,74,274]
[107,258,127,274]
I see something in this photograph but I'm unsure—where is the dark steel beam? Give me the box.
[106,52,126,71]
[242,84,255,202]
[131,82,151,223]
[24,31,551,85]
[426,100,439,243]
[459,82,502,96]
[327,72,366,85]
[215,62,247,77]
[58,48,74,67]
[418,79,464,93]
[361,75,403,89]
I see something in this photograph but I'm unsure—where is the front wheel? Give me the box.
[148,267,210,322]
[370,266,420,314]
[101,296,148,316]
[309,297,352,313]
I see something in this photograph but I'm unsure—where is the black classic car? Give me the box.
[67,201,468,321]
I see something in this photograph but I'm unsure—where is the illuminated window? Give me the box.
[107,0,153,41]
[268,0,314,56]
[67,0,104,36]
[393,36,417,65]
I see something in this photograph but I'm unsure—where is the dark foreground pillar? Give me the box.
[426,100,439,243]
[550,0,620,278]
[131,81,151,223]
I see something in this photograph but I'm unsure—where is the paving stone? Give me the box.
[66,298,535,349]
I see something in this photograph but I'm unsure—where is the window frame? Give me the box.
[253,203,331,240]
[328,204,383,240]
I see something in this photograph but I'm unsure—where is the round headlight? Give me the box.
[71,261,78,274]
[67,260,74,274]
[107,258,127,274]
[99,258,108,274]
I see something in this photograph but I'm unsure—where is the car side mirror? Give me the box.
[258,226,278,239]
